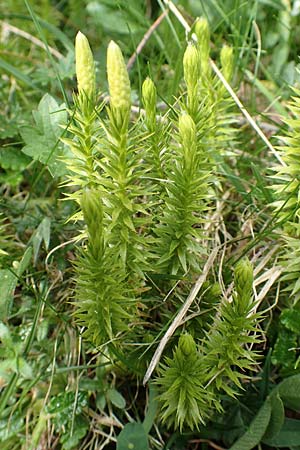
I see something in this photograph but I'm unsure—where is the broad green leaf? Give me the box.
[60,416,89,450]
[143,384,158,434]
[263,393,284,440]
[96,393,106,411]
[60,415,89,450]
[0,148,31,171]
[17,247,33,276]
[0,322,10,343]
[0,247,32,319]
[263,418,300,447]
[280,308,300,333]
[117,422,149,450]
[277,374,300,411]
[0,416,23,440]
[30,217,51,265]
[272,328,297,370]
[229,398,272,450]
[86,2,141,34]
[0,270,17,320]
[20,94,68,177]
[107,388,126,409]
[0,57,39,90]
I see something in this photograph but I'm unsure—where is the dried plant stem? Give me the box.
[127,10,169,70]
[143,247,218,385]
[255,267,282,304]
[1,21,63,59]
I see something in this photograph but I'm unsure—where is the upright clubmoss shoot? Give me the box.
[270,88,300,303]
[81,189,104,260]
[75,31,96,111]
[220,44,234,82]
[156,333,214,431]
[153,112,211,274]
[63,27,261,432]
[107,40,131,133]
[157,260,261,430]
[142,77,157,132]
[194,17,210,78]
[183,43,201,116]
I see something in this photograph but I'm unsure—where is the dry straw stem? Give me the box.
[127,9,169,70]
[143,247,219,385]
[161,0,286,167]
[1,21,63,59]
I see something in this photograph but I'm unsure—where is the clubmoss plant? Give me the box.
[156,333,216,431]
[64,35,142,348]
[202,258,261,397]
[63,26,262,429]
[101,40,151,276]
[62,31,102,212]
[153,111,211,275]
[107,40,131,132]
[75,31,96,107]
[156,259,261,430]
[194,17,210,79]
[190,17,237,160]
[183,43,201,117]
[74,189,135,346]
[141,76,170,213]
[271,88,300,304]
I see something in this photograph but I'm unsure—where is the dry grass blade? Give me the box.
[143,247,219,385]
[127,10,169,70]
[1,21,63,59]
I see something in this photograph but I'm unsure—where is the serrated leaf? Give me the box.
[117,422,149,450]
[272,328,297,369]
[0,148,31,171]
[107,388,126,409]
[46,391,88,428]
[229,398,272,450]
[20,94,68,178]
[280,308,300,333]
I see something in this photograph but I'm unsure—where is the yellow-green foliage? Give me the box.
[156,259,261,430]
[271,89,300,304]
[63,24,261,430]
[75,31,96,104]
